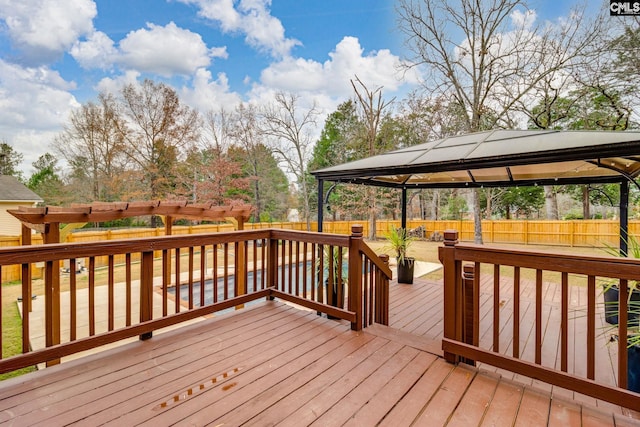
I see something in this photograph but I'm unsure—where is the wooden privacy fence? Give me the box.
[0,226,391,374]
[1,219,635,282]
[322,219,640,247]
[439,230,640,411]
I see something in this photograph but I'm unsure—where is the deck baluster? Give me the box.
[493,264,499,353]
[108,255,114,331]
[69,259,76,341]
[139,250,153,340]
[125,253,132,327]
[88,257,95,337]
[618,278,629,389]
[462,263,477,366]
[513,266,521,359]
[175,247,181,313]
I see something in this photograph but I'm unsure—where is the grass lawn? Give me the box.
[1,281,37,380]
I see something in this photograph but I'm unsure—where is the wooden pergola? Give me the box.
[9,200,252,244]
[8,200,253,355]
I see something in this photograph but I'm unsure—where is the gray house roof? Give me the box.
[311,130,640,188]
[0,175,43,202]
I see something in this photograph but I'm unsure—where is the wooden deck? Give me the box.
[1,279,640,425]
[389,275,640,419]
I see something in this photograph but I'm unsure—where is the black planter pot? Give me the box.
[325,278,345,319]
[629,343,640,393]
[603,286,640,327]
[397,257,415,284]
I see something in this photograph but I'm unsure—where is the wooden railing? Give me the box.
[5,219,640,283]
[439,230,640,411]
[0,225,391,375]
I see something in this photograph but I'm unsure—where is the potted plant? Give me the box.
[601,235,640,392]
[385,227,415,284]
[602,236,640,327]
[316,245,348,315]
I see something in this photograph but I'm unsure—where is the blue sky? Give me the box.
[0,0,606,174]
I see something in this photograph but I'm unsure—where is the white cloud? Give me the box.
[70,31,118,70]
[0,0,96,64]
[257,36,416,98]
[95,70,142,95]
[244,37,420,147]
[118,22,226,77]
[179,68,242,113]
[179,0,300,58]
[0,60,80,171]
[511,9,537,30]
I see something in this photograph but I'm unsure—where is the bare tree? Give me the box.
[54,92,126,201]
[260,92,319,230]
[118,79,201,203]
[226,104,266,218]
[397,0,605,242]
[351,76,394,239]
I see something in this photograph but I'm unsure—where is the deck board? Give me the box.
[1,278,640,425]
[479,379,524,426]
[411,364,477,426]
[447,370,500,427]
[11,305,316,425]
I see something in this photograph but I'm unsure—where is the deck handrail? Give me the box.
[0,226,390,375]
[439,229,640,411]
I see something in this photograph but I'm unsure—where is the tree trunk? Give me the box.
[582,185,591,219]
[368,187,377,239]
[484,188,493,218]
[473,188,483,244]
[544,186,559,219]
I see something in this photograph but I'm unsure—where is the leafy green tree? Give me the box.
[229,143,288,222]
[492,186,544,219]
[527,81,635,219]
[308,100,364,220]
[442,194,468,220]
[0,141,24,181]
[27,153,67,205]
[309,100,361,170]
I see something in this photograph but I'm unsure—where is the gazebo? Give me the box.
[311,129,640,251]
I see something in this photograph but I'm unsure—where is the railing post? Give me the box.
[21,225,32,313]
[43,223,60,367]
[439,230,462,364]
[462,263,478,366]
[139,250,153,340]
[349,225,364,331]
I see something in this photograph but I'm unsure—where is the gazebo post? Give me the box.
[620,178,630,256]
[401,187,407,231]
[317,179,324,233]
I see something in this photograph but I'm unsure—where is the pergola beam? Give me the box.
[8,201,252,228]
